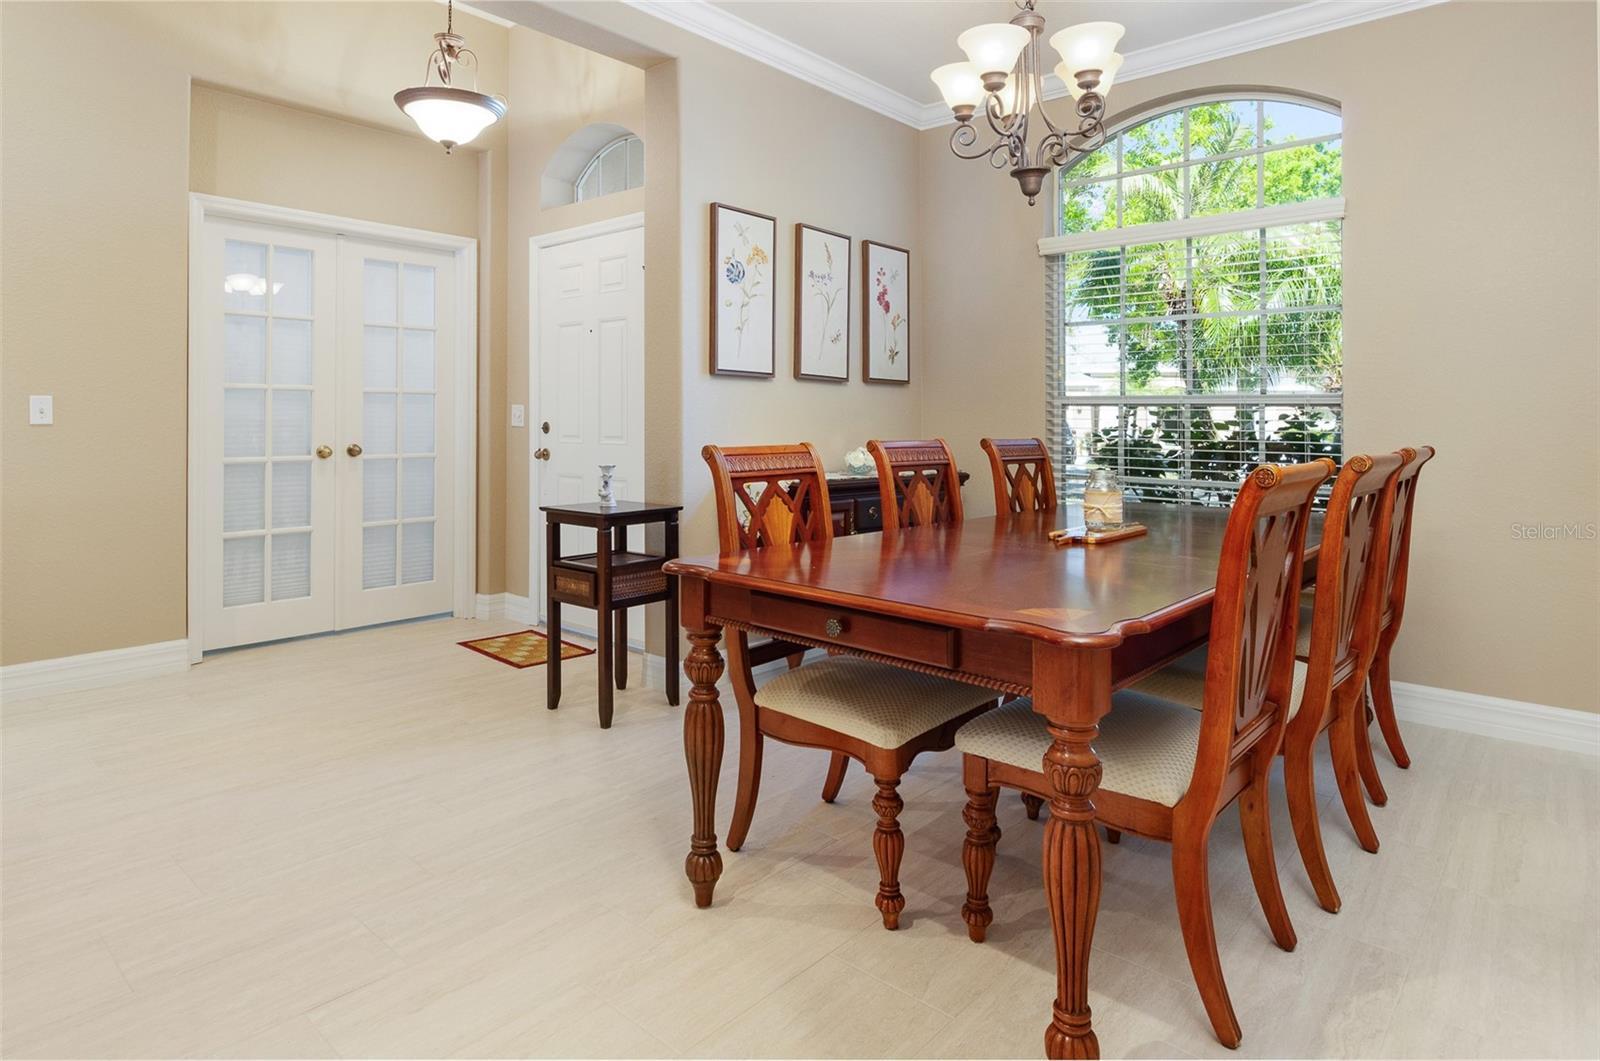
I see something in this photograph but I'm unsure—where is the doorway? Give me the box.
[188,196,477,658]
[529,214,645,637]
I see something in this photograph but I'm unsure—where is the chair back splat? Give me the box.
[980,436,1057,514]
[1188,460,1331,813]
[703,443,835,555]
[1380,445,1436,633]
[868,438,964,529]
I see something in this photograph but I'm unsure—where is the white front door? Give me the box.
[338,241,456,630]
[533,222,645,629]
[197,218,457,651]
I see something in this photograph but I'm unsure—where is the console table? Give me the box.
[824,471,970,536]
[541,501,681,728]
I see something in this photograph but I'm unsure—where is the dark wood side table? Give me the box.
[541,501,682,728]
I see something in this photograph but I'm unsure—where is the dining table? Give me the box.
[663,501,1322,1059]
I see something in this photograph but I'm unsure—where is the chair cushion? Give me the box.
[755,656,996,749]
[1131,647,1309,719]
[954,690,1203,807]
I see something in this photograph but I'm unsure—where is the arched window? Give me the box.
[1041,95,1343,505]
[576,134,643,202]
[541,124,644,208]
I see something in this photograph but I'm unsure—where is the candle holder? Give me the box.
[597,464,617,508]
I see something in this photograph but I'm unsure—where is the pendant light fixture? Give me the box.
[930,1,1124,204]
[395,0,506,153]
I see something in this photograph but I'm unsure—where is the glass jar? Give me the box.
[1082,466,1124,531]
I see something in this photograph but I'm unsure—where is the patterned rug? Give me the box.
[458,629,595,670]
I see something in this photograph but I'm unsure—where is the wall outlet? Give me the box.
[28,395,53,425]
[511,403,526,428]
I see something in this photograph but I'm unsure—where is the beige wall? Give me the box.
[1,1,507,665]
[919,1,1600,713]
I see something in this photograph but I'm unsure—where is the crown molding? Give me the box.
[624,0,1446,132]
[621,0,929,127]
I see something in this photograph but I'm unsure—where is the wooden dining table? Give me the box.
[664,502,1322,1059]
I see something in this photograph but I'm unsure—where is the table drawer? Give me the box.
[853,498,884,533]
[749,591,955,669]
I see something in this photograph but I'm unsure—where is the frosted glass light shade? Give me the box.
[957,23,1030,76]
[930,62,985,111]
[395,87,505,151]
[1050,21,1125,79]
[1058,52,1124,99]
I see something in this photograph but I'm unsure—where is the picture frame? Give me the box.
[709,202,777,377]
[793,223,851,382]
[862,239,910,384]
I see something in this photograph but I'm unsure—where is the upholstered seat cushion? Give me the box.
[954,690,1203,807]
[1131,647,1309,719]
[755,656,996,749]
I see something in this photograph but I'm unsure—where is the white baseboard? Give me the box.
[1392,682,1598,757]
[0,639,191,702]
[475,593,532,623]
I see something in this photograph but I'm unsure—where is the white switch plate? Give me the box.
[511,403,526,428]
[28,395,53,425]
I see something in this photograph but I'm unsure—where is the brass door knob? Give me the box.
[315,445,333,459]
[346,443,363,457]
[534,447,550,461]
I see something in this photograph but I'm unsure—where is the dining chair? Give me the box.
[980,436,1057,514]
[1364,445,1436,782]
[954,460,1330,1048]
[1134,453,1404,914]
[867,438,964,529]
[703,442,997,929]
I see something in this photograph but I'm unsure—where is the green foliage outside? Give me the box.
[1057,101,1345,502]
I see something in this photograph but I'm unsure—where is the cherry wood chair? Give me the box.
[703,443,997,929]
[867,438,964,529]
[1135,454,1403,915]
[980,436,1057,514]
[1365,445,1436,781]
[954,460,1330,1049]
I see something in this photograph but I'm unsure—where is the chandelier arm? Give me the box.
[950,122,1007,163]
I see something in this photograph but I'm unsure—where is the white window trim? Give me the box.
[1038,197,1344,257]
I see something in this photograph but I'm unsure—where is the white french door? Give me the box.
[531,220,645,630]
[337,241,456,630]
[196,216,457,651]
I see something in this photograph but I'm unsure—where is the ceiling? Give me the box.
[627,0,1439,128]
[705,1,1308,103]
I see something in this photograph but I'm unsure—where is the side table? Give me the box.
[541,501,682,728]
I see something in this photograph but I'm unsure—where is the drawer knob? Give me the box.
[824,617,844,638]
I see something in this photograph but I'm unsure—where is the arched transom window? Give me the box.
[1041,96,1343,505]
[576,134,644,203]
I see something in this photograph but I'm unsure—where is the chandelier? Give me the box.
[930,1,1124,205]
[395,0,506,154]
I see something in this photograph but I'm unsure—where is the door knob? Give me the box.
[534,447,550,461]
[316,445,333,459]
[540,421,551,434]
[346,443,363,457]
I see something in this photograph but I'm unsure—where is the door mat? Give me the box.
[459,629,595,669]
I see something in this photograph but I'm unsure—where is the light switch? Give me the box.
[28,395,53,425]
[511,403,526,428]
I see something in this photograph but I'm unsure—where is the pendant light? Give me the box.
[395,0,506,153]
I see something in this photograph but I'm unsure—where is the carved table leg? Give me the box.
[683,627,726,908]
[1021,793,1044,820]
[1035,644,1109,1061]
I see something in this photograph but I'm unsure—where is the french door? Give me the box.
[197,216,456,651]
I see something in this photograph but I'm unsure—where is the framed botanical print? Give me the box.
[793,223,850,381]
[709,202,776,377]
[863,239,910,384]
